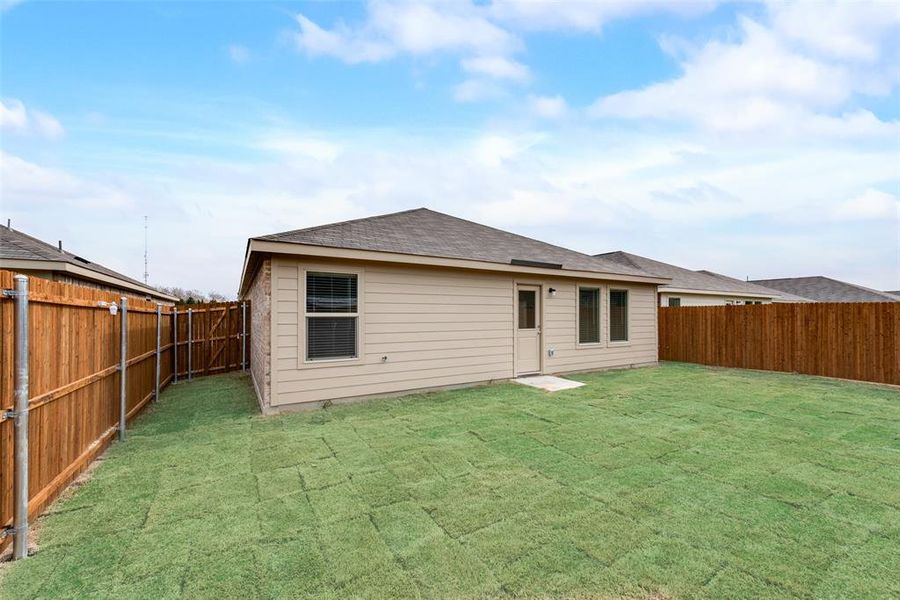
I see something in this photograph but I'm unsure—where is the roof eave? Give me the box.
[661,286,775,299]
[243,239,671,285]
[0,258,178,302]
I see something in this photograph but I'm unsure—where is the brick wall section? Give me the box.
[247,258,271,409]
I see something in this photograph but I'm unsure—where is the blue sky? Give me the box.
[2,1,898,293]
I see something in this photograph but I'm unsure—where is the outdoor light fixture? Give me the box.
[548,288,557,297]
[98,301,118,316]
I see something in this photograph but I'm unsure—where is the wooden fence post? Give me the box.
[154,304,161,402]
[118,297,128,442]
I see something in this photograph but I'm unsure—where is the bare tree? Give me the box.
[156,286,235,304]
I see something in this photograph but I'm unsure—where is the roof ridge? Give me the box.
[750,275,899,302]
[247,209,662,279]
[259,207,641,275]
[594,250,643,272]
[417,210,620,266]
[749,276,825,283]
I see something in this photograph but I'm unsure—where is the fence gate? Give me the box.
[174,302,249,379]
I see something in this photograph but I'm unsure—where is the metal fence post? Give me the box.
[187,308,193,381]
[154,304,161,402]
[173,309,178,384]
[10,274,30,560]
[118,297,128,441]
[241,301,247,371]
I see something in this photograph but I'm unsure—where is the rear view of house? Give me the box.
[239,209,669,411]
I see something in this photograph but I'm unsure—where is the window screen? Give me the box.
[609,289,629,342]
[578,288,600,343]
[668,297,681,307]
[518,290,536,329]
[307,317,357,360]
[306,272,358,360]
[306,272,357,313]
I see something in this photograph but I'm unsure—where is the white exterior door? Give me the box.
[515,285,541,375]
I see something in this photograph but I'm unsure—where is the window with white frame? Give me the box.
[305,272,358,360]
[578,287,601,344]
[668,297,681,307]
[609,289,629,342]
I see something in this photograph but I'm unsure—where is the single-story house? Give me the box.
[0,224,177,303]
[593,251,804,306]
[238,208,669,412]
[749,276,900,303]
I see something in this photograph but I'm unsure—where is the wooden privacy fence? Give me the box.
[173,302,249,380]
[658,302,899,385]
[0,270,249,555]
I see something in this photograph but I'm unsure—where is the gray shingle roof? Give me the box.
[256,208,659,279]
[749,276,900,303]
[595,251,781,298]
[696,270,811,302]
[0,225,174,300]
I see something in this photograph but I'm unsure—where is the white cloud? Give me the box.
[290,1,724,102]
[256,135,341,162]
[4,117,899,292]
[453,79,506,103]
[461,55,530,82]
[294,14,395,63]
[290,1,528,102]
[228,44,251,65]
[0,151,131,208]
[1,0,24,12]
[490,0,715,33]
[472,133,544,167]
[528,94,568,119]
[295,3,515,64]
[831,189,899,221]
[0,98,28,130]
[591,8,900,138]
[769,1,900,63]
[0,98,64,139]
[474,189,576,226]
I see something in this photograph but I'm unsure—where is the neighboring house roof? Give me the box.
[242,208,669,294]
[748,276,900,303]
[885,290,900,296]
[696,270,811,303]
[595,251,779,299]
[0,225,177,302]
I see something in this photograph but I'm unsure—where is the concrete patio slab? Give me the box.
[512,375,585,392]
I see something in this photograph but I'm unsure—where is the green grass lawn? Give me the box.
[2,364,898,599]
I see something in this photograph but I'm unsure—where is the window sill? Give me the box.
[576,342,603,349]
[302,356,361,367]
[608,340,631,347]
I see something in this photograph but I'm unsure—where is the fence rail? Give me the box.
[0,270,249,555]
[173,302,248,380]
[658,302,899,385]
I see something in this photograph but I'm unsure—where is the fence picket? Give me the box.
[658,303,899,385]
[0,270,249,553]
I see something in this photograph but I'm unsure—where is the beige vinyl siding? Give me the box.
[272,257,512,405]
[659,292,773,307]
[269,255,659,408]
[247,258,272,409]
[516,275,658,375]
